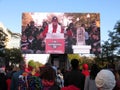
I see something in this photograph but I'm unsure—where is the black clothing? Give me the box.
[64,69,85,90]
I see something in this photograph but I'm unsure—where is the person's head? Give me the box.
[69,23,74,29]
[28,34,34,40]
[82,63,89,70]
[81,24,85,28]
[52,16,58,25]
[42,21,48,28]
[30,21,35,27]
[91,20,96,28]
[19,60,26,70]
[95,69,116,90]
[71,59,79,69]
[36,33,40,40]
[21,34,27,41]
[40,66,56,81]
[90,64,99,80]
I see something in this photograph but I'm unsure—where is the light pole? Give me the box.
[86,14,90,28]
[76,17,80,27]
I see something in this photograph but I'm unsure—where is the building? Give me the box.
[48,54,70,70]
[0,22,21,49]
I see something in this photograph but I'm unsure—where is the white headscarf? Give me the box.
[95,69,116,90]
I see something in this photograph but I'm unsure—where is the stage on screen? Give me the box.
[21,12,100,55]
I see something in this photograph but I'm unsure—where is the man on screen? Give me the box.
[42,16,64,37]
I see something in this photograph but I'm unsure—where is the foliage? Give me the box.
[64,13,100,27]
[28,60,43,68]
[101,20,120,63]
[67,54,80,61]
[102,20,120,56]
[22,12,33,26]
[67,54,96,69]
[4,48,23,67]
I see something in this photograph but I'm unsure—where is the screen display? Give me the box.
[21,12,100,55]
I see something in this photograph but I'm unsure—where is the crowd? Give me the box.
[0,58,120,90]
[21,16,100,55]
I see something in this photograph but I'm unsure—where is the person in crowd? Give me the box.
[66,23,77,45]
[42,16,63,37]
[18,68,42,90]
[88,20,100,55]
[64,32,73,53]
[66,23,74,37]
[31,32,45,53]
[95,69,116,90]
[82,63,90,77]
[85,29,90,45]
[10,61,26,90]
[84,64,100,90]
[77,24,86,45]
[64,59,85,90]
[39,21,48,33]
[6,66,19,90]
[24,21,39,38]
[27,34,35,50]
[21,34,33,54]
[90,34,100,55]
[56,67,64,88]
[113,69,120,90]
[0,66,7,90]
[40,66,60,90]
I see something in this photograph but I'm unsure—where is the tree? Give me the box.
[101,20,120,63]
[64,13,100,27]
[22,12,33,26]
[67,54,80,61]
[5,48,23,67]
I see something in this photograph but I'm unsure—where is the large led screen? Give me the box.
[21,13,100,55]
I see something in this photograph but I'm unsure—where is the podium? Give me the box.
[72,27,91,54]
[72,45,91,54]
[45,33,65,54]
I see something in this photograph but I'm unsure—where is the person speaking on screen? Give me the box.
[42,16,64,37]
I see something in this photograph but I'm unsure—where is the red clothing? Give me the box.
[82,70,90,77]
[61,85,80,90]
[82,64,90,77]
[42,24,63,37]
[67,30,73,37]
[42,79,54,87]
[6,79,11,90]
[34,72,40,77]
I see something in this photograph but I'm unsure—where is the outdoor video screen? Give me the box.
[21,12,100,55]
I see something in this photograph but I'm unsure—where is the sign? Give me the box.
[45,33,65,54]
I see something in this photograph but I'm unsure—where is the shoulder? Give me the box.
[50,84,60,90]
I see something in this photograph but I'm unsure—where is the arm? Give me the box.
[42,25,48,37]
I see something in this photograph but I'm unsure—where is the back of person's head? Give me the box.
[19,60,26,70]
[71,59,79,69]
[90,64,99,80]
[81,24,85,27]
[95,69,116,90]
[82,63,89,70]
[40,66,56,81]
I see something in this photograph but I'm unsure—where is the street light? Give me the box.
[76,17,80,21]
[86,14,90,28]
[87,14,90,18]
